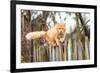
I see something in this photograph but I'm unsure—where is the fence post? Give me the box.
[77,40,84,60]
[73,40,78,60]
[68,38,72,60]
[85,36,90,59]
[63,34,68,61]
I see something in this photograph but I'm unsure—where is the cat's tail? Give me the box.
[25,31,46,40]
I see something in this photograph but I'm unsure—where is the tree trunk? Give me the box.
[77,13,90,39]
[21,10,32,62]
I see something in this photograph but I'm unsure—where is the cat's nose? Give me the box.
[60,32,62,35]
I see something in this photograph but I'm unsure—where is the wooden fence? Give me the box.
[21,34,90,63]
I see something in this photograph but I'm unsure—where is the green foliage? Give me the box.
[75,13,81,41]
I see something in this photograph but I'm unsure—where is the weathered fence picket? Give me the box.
[85,36,90,59]
[73,40,78,60]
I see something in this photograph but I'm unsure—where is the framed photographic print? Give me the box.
[10,0,97,72]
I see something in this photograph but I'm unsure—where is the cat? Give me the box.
[25,23,66,46]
